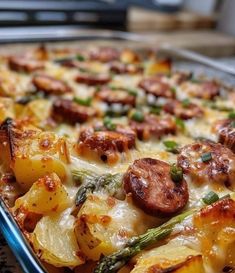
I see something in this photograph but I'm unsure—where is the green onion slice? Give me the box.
[201,152,212,162]
[228,111,235,119]
[202,191,219,205]
[73,97,92,106]
[181,98,190,108]
[163,140,179,154]
[131,110,144,122]
[103,117,116,131]
[170,164,183,183]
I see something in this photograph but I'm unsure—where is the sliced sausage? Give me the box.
[177,140,235,189]
[75,73,111,86]
[123,158,189,216]
[96,87,136,106]
[52,98,96,124]
[138,76,175,99]
[170,71,192,85]
[213,119,235,153]
[89,47,119,63]
[163,100,204,120]
[130,114,176,140]
[8,56,44,73]
[181,81,220,100]
[110,62,143,74]
[32,75,71,95]
[77,126,136,165]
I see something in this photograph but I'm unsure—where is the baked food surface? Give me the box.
[0,45,234,273]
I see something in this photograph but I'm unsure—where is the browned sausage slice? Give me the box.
[89,47,119,62]
[138,77,175,99]
[123,158,189,216]
[32,75,71,95]
[163,100,204,120]
[182,81,220,100]
[213,119,235,153]
[52,98,96,124]
[77,126,136,165]
[96,87,136,106]
[110,62,143,74]
[177,140,235,189]
[130,114,176,140]
[75,73,111,86]
[8,56,44,73]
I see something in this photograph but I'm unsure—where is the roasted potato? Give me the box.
[32,213,84,267]
[9,128,69,190]
[75,194,157,261]
[130,244,205,273]
[193,198,235,272]
[14,173,70,214]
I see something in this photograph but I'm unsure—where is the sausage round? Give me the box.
[77,125,136,164]
[32,75,71,95]
[123,158,189,216]
[89,47,119,63]
[8,56,44,73]
[96,87,136,106]
[181,81,220,100]
[163,100,204,120]
[75,73,111,86]
[177,140,235,189]
[213,119,235,153]
[110,62,143,74]
[130,114,176,140]
[52,98,96,124]
[138,77,175,99]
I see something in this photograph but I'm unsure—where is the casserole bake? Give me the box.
[0,40,234,273]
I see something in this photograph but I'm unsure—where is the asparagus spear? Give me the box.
[72,169,123,206]
[94,193,231,273]
[93,208,196,273]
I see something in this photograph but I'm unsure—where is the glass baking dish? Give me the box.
[0,31,234,273]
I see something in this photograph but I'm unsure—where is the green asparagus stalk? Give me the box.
[72,169,123,206]
[93,208,196,273]
[94,193,231,273]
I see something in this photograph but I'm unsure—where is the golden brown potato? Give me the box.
[14,173,70,214]
[193,198,235,272]
[75,194,157,261]
[130,245,205,273]
[32,213,84,268]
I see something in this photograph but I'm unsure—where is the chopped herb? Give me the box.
[126,88,138,97]
[130,110,144,122]
[170,164,183,183]
[202,191,219,205]
[170,87,176,94]
[103,117,116,131]
[175,117,185,130]
[228,111,235,119]
[108,85,119,90]
[73,97,92,106]
[201,152,212,162]
[163,140,179,154]
[181,98,190,108]
[150,105,162,115]
[76,54,85,61]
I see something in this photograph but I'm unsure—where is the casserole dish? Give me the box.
[0,32,234,273]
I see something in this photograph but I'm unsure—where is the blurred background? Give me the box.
[0,0,234,57]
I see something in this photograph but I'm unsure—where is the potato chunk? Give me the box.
[131,245,205,273]
[14,173,70,214]
[32,213,84,267]
[0,97,15,122]
[75,194,156,261]
[12,129,69,190]
[193,198,235,272]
